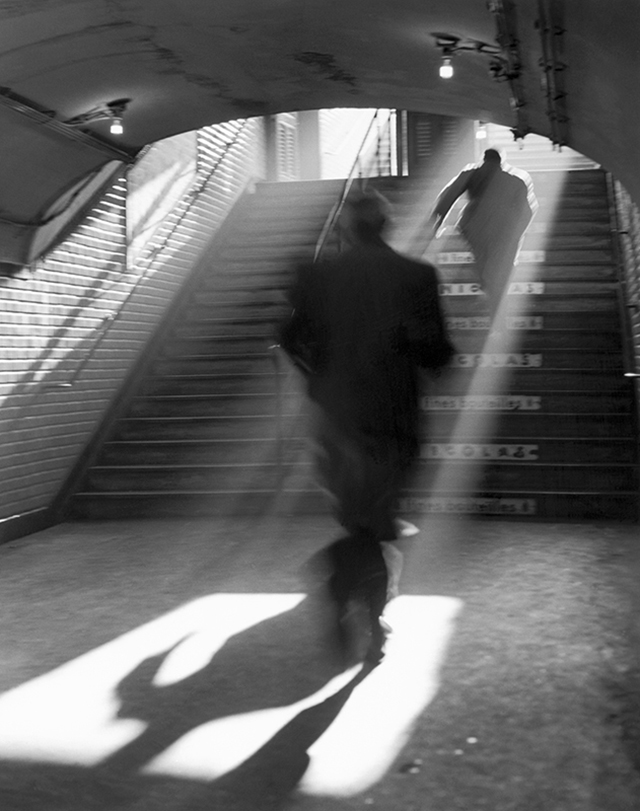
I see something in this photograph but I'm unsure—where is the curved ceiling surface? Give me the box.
[0,0,639,263]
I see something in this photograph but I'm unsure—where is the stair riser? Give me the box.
[449,350,623,371]
[445,312,618,331]
[437,234,612,252]
[68,489,637,522]
[183,302,285,321]
[100,438,637,468]
[142,374,280,397]
[430,370,628,393]
[261,457,638,492]
[162,338,276,357]
[72,493,637,523]
[438,266,616,283]
[128,393,303,418]
[437,249,613,266]
[86,466,283,492]
[151,357,273,376]
[441,297,618,315]
[152,351,624,376]
[114,417,279,441]
[144,368,629,397]
[425,413,634,438]
[430,333,621,352]
[421,390,634,415]
[165,330,624,356]
[128,390,634,419]
[68,492,282,520]
[83,462,637,494]
[111,412,634,442]
[100,438,285,465]
[397,492,638,522]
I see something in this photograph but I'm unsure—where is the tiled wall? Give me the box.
[0,117,265,531]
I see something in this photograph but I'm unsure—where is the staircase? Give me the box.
[68,146,639,522]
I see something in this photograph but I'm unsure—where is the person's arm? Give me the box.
[404,267,455,370]
[278,264,319,375]
[432,170,471,226]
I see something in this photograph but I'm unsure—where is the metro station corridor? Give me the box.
[2,3,640,809]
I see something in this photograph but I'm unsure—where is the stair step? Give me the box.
[164,330,622,355]
[444,331,622,352]
[142,372,281,397]
[438,266,617,283]
[85,463,285,492]
[420,389,635,415]
[431,368,627,392]
[83,458,638,495]
[99,434,636,467]
[68,487,638,522]
[278,458,637,493]
[441,297,618,316]
[113,415,280,440]
[152,354,274,377]
[426,413,633,438]
[110,410,633,442]
[100,438,286,465]
[448,348,623,371]
[397,490,638,521]
[68,490,283,519]
[416,437,637,464]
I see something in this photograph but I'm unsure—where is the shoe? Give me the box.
[365,617,393,666]
[395,518,419,538]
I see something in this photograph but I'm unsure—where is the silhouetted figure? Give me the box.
[430,147,538,322]
[280,190,454,662]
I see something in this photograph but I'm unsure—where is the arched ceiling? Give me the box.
[1,0,639,264]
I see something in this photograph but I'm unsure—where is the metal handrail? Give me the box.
[313,109,393,262]
[605,171,640,379]
[45,119,253,390]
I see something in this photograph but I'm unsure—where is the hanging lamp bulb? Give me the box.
[110,116,123,135]
[439,56,454,79]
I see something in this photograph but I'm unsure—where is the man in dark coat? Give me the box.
[279,190,454,663]
[430,147,538,321]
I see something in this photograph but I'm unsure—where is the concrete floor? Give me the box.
[0,514,639,810]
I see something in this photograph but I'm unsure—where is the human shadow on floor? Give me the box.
[0,549,382,810]
[0,664,370,811]
[87,577,373,808]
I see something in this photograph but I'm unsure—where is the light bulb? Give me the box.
[439,57,454,79]
[110,117,123,135]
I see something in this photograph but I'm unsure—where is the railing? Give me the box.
[607,174,640,381]
[314,109,395,262]
[608,176,640,521]
[45,119,255,390]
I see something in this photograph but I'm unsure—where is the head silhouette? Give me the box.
[340,189,391,243]
[483,147,504,165]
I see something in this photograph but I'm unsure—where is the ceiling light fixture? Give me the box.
[431,33,510,81]
[63,98,130,136]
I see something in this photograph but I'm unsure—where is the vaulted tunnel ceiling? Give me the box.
[0,0,639,265]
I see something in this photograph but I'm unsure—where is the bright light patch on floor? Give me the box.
[298,595,462,796]
[0,593,461,795]
[143,664,362,780]
[0,593,304,765]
